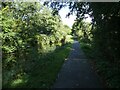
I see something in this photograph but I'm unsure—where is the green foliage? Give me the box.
[80,41,120,88]
[47,2,120,64]
[83,3,119,62]
[72,20,92,43]
[4,43,72,88]
[1,2,72,88]
[70,2,120,88]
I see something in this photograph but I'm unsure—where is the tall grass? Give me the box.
[3,43,72,88]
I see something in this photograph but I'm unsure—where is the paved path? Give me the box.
[53,41,103,88]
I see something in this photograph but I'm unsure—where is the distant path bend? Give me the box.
[53,40,103,88]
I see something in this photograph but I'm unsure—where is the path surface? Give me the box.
[53,41,103,88]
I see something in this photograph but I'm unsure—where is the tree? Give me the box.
[1,2,72,87]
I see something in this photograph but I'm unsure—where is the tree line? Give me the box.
[46,2,120,88]
[1,2,72,87]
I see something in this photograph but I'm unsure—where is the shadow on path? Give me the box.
[53,41,103,88]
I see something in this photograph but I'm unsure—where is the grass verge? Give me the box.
[80,41,120,88]
[4,43,72,88]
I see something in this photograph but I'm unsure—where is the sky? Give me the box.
[59,6,76,28]
[40,2,92,28]
[59,6,92,28]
